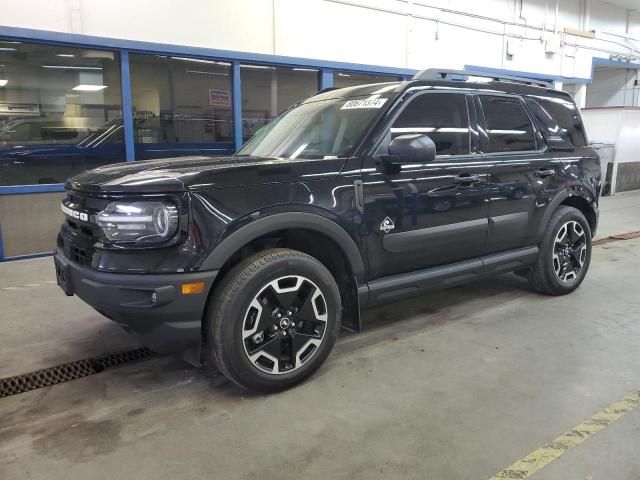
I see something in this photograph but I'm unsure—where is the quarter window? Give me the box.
[526,97,587,147]
[391,93,470,156]
[480,96,536,153]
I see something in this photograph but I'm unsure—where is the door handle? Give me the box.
[535,168,556,178]
[454,174,481,184]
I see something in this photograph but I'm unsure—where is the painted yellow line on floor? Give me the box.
[489,390,640,479]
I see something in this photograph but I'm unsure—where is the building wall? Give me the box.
[2,0,640,79]
[587,67,640,107]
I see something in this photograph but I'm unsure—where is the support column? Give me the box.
[119,50,135,162]
[320,69,333,90]
[574,83,587,109]
[232,62,243,151]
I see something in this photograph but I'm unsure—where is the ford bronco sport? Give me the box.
[54,69,600,392]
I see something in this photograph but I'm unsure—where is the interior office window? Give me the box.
[241,65,319,142]
[391,93,470,156]
[129,55,234,160]
[480,96,536,152]
[526,97,587,147]
[0,41,123,186]
[333,71,402,89]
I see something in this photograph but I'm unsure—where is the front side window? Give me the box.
[390,93,470,156]
[0,42,123,186]
[237,95,391,159]
[479,96,536,153]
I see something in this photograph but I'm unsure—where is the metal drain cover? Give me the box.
[0,347,155,398]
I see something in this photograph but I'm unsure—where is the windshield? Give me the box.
[236,95,391,159]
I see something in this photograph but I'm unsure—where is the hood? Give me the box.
[66,155,344,194]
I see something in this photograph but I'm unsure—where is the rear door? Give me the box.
[362,91,491,281]
[477,94,564,254]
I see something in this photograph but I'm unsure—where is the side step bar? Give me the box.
[359,246,538,308]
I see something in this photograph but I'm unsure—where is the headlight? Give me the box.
[97,201,179,244]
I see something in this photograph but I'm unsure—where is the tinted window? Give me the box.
[333,71,402,88]
[480,96,536,152]
[526,97,587,147]
[0,42,124,186]
[391,93,470,156]
[129,55,234,160]
[241,65,319,142]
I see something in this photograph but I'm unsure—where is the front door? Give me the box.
[362,91,491,281]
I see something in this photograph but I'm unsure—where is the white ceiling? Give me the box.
[600,0,640,11]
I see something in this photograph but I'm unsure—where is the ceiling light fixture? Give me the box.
[0,48,17,52]
[241,64,274,70]
[56,53,75,58]
[0,80,7,87]
[42,65,103,70]
[72,84,107,91]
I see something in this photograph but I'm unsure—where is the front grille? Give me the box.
[69,243,89,266]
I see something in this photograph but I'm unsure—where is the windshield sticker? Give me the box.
[341,95,387,110]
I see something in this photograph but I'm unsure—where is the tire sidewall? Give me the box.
[541,207,592,293]
[212,251,341,391]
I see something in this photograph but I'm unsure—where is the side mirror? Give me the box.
[386,133,436,164]
[547,135,575,152]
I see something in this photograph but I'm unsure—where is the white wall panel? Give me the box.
[274,0,407,66]
[1,0,640,79]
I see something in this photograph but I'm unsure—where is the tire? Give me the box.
[528,206,592,295]
[206,248,341,392]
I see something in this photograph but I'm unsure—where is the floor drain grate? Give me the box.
[0,347,156,399]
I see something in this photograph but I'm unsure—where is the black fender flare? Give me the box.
[534,190,596,242]
[200,212,366,281]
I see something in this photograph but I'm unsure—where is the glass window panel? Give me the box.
[241,65,319,142]
[480,96,536,153]
[526,96,587,147]
[0,41,123,186]
[391,93,470,156]
[129,55,234,160]
[333,71,402,89]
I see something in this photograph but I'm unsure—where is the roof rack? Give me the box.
[412,68,553,88]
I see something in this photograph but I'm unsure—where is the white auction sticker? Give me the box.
[341,95,387,110]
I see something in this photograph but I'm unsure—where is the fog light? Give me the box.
[181,281,205,295]
[151,292,158,303]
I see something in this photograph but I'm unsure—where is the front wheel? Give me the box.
[528,206,592,295]
[207,249,341,392]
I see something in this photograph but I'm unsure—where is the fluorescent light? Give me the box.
[56,53,75,58]
[241,64,274,70]
[0,80,7,87]
[42,65,103,70]
[172,56,229,66]
[72,84,107,91]
[0,48,16,52]
[292,68,319,72]
[337,73,351,77]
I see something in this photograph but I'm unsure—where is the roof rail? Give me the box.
[412,68,553,88]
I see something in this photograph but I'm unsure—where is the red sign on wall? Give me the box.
[209,89,231,106]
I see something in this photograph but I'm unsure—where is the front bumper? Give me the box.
[54,247,218,354]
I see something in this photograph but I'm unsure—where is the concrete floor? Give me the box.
[1,191,640,479]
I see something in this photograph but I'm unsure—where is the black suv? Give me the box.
[54,69,601,392]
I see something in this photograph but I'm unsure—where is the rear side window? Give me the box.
[479,96,536,153]
[526,97,587,147]
[391,93,470,156]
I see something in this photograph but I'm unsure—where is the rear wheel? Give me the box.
[207,248,341,392]
[528,206,592,295]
